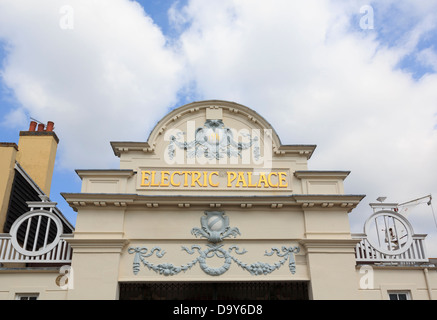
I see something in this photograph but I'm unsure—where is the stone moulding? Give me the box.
[167,119,260,161]
[62,193,366,212]
[128,211,300,277]
[128,244,300,277]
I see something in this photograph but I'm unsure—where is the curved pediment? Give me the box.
[111,100,316,169]
[147,100,282,153]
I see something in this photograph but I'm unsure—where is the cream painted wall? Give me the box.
[0,270,68,300]
[356,266,437,300]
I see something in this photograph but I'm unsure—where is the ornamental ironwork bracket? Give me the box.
[128,211,300,277]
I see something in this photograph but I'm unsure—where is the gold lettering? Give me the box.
[278,172,288,188]
[203,171,208,187]
[160,171,170,187]
[235,172,248,187]
[227,171,237,187]
[181,171,191,187]
[247,172,257,188]
[209,172,219,187]
[142,170,287,189]
[191,171,202,187]
[257,173,269,188]
[141,171,151,187]
[171,171,181,187]
[150,171,160,187]
[268,172,278,187]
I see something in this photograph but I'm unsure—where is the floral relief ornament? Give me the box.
[168,119,260,161]
[128,211,300,277]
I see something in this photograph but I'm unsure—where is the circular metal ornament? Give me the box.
[364,210,414,255]
[9,210,63,257]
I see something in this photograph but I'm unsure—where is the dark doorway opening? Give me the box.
[119,281,309,300]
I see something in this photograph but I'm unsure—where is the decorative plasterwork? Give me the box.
[128,211,300,277]
[191,211,240,243]
[168,119,260,161]
[109,101,317,159]
[147,101,280,150]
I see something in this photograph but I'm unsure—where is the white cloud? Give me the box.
[0,0,184,169]
[418,48,437,72]
[1,106,27,128]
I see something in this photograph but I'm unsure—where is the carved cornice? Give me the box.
[299,239,361,254]
[75,169,135,179]
[61,193,365,212]
[294,171,351,180]
[110,141,154,157]
[293,194,365,212]
[275,145,317,159]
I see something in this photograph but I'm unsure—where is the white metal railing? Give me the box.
[0,233,73,264]
[353,233,429,264]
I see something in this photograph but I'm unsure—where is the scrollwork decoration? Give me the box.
[168,119,260,161]
[128,211,300,277]
[128,244,299,277]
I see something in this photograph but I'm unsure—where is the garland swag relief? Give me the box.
[128,211,300,277]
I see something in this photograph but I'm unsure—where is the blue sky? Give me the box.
[137,0,188,36]
[1,0,437,254]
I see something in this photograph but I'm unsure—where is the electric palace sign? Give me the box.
[140,170,289,189]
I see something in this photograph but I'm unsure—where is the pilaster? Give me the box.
[66,238,128,300]
[300,239,360,300]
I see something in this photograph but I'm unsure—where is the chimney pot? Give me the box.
[46,121,54,132]
[37,123,45,132]
[29,121,37,131]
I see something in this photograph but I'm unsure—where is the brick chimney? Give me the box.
[15,121,59,195]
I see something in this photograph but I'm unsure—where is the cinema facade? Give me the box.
[0,100,436,300]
